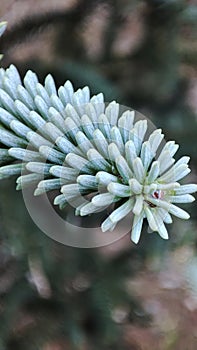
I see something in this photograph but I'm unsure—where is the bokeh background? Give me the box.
[0,0,197,349]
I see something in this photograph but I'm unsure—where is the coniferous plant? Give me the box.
[0,57,196,243]
[0,2,197,348]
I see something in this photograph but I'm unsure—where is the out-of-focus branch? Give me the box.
[0,0,106,53]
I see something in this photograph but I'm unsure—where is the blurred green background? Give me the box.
[0,1,197,349]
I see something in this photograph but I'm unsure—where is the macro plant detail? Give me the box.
[0,63,196,244]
